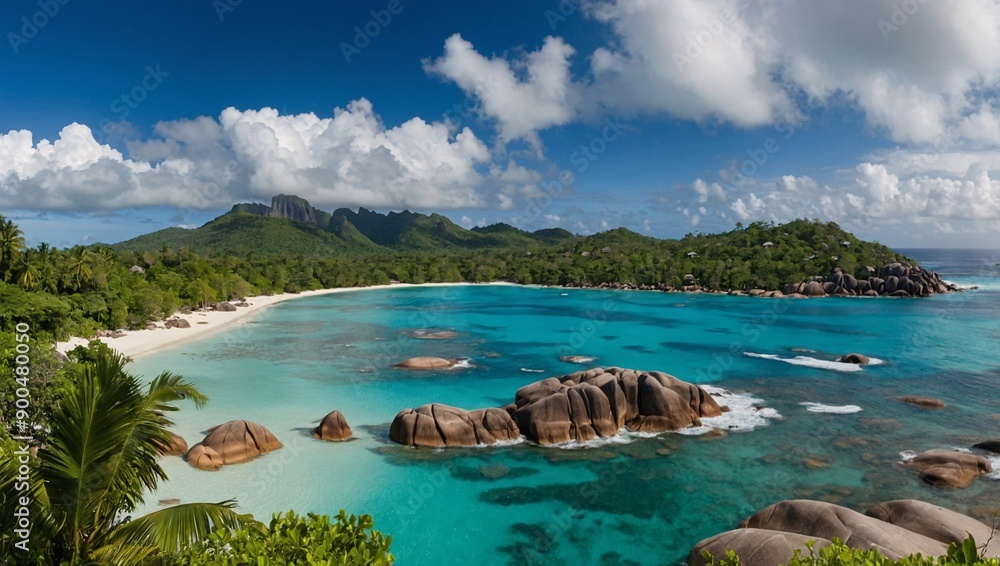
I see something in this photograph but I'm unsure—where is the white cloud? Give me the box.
[423,34,579,149]
[428,0,1000,147]
[0,100,547,212]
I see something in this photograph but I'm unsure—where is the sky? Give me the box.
[2,0,1000,248]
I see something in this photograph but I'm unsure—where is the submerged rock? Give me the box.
[899,395,946,409]
[313,410,352,441]
[973,439,1000,453]
[395,356,457,369]
[412,330,458,340]
[186,420,283,471]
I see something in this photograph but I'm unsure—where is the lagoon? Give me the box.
[133,249,1000,565]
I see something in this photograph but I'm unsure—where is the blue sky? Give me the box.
[2,0,1000,248]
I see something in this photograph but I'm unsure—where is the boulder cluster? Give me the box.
[186,420,283,471]
[689,499,1000,565]
[389,367,723,447]
[783,263,957,298]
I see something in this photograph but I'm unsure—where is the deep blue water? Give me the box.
[133,249,1000,565]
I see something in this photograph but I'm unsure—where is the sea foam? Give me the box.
[800,402,863,414]
[674,385,782,436]
[745,352,865,372]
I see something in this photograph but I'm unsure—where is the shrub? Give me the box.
[171,510,394,565]
[704,536,999,566]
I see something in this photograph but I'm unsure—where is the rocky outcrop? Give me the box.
[155,431,188,456]
[266,194,320,224]
[514,367,722,444]
[783,263,958,298]
[214,301,236,312]
[839,353,870,364]
[689,530,831,566]
[389,404,519,447]
[690,499,993,566]
[899,395,946,409]
[395,357,458,369]
[313,410,352,441]
[389,367,723,447]
[908,449,991,488]
[186,420,283,471]
[865,500,1000,555]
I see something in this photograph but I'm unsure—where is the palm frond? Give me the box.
[108,501,261,556]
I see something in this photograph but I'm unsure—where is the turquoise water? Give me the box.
[132,249,1000,565]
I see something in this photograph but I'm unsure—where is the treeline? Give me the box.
[0,215,908,340]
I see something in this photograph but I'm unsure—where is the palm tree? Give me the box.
[0,216,26,281]
[0,349,259,564]
[66,247,93,291]
[15,249,41,290]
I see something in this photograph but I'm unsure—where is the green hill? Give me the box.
[115,195,578,255]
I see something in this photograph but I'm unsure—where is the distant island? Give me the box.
[0,198,953,340]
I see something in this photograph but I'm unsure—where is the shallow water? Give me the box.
[132,249,1000,565]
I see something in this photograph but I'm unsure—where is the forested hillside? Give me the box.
[0,209,910,343]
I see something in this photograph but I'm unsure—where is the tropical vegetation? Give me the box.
[0,207,909,342]
[704,536,999,566]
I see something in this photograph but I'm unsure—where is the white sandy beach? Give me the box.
[55,282,498,360]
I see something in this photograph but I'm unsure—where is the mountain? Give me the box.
[113,195,578,255]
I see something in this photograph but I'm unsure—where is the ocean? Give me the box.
[132,249,1000,565]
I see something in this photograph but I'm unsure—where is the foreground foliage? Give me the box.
[171,510,394,565]
[705,536,999,566]
[0,347,258,564]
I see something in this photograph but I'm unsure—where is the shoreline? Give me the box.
[54,276,972,361]
[55,282,510,360]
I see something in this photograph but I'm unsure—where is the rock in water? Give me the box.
[186,420,283,471]
[155,431,188,456]
[313,410,352,441]
[908,449,991,488]
[389,404,520,447]
[899,396,946,409]
[389,367,722,447]
[973,439,1000,454]
[839,353,870,364]
[395,356,456,369]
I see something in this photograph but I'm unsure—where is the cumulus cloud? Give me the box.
[427,0,1000,147]
[423,34,579,149]
[0,100,550,212]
